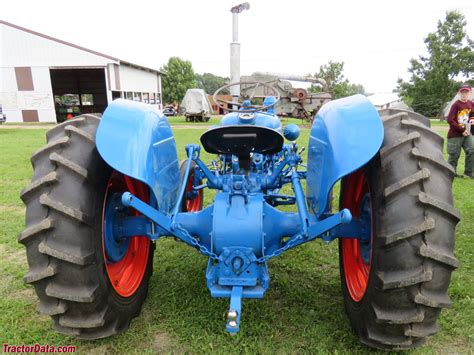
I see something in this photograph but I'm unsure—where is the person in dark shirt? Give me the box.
[447,84,474,178]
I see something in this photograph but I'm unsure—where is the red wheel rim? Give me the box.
[185,171,203,212]
[341,169,373,302]
[102,172,150,297]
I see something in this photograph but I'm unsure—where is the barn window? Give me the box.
[15,67,34,91]
[81,94,94,106]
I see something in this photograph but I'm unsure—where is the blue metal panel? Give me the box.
[212,193,264,256]
[262,203,300,255]
[306,95,384,217]
[96,99,180,213]
[174,206,213,248]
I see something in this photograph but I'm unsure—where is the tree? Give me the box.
[161,57,197,104]
[309,61,365,99]
[397,11,473,117]
[196,73,229,95]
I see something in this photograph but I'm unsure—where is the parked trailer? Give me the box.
[181,88,213,122]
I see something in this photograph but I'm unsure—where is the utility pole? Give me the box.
[230,2,250,106]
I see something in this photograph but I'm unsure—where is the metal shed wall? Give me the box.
[0,21,163,122]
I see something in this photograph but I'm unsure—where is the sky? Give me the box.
[2,0,473,94]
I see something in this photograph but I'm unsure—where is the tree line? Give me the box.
[161,10,472,117]
[396,11,473,117]
[160,56,365,105]
[160,58,229,105]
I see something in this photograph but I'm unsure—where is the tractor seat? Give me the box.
[200,125,284,156]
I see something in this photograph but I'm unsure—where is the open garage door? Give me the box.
[50,68,108,122]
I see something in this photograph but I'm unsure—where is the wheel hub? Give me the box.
[103,193,130,263]
[102,173,151,298]
[341,169,373,302]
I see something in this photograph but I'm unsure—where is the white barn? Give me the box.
[0,20,163,123]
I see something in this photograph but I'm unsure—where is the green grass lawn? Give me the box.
[166,115,310,128]
[0,123,473,353]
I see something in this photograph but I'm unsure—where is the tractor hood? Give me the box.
[219,111,282,133]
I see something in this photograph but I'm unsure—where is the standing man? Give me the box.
[447,83,474,178]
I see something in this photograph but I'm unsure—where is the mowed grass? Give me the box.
[166,115,310,127]
[0,119,473,354]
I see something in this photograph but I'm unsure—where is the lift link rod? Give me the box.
[290,167,310,236]
[120,192,218,257]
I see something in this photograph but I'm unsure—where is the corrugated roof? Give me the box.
[367,93,401,106]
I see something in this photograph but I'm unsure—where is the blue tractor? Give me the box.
[20,81,459,350]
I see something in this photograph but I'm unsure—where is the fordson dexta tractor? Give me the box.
[20,81,459,350]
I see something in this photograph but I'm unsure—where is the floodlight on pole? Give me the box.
[230,2,250,105]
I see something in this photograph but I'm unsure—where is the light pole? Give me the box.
[230,2,250,106]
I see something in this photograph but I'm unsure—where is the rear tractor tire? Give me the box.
[339,109,460,350]
[19,114,154,339]
[179,160,204,212]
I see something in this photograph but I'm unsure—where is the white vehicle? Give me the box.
[180,89,212,122]
[0,104,6,124]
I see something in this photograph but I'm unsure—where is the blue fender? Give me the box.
[306,95,384,217]
[96,99,180,213]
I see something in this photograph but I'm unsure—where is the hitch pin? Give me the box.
[226,286,243,334]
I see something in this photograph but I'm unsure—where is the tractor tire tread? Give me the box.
[17,217,54,244]
[64,124,96,143]
[378,217,435,247]
[413,291,452,309]
[52,321,81,336]
[23,263,58,284]
[379,131,420,159]
[75,320,120,340]
[364,326,416,349]
[418,244,459,269]
[20,113,154,339]
[383,168,430,198]
[340,109,459,350]
[37,300,68,316]
[31,136,70,163]
[411,147,455,175]
[45,282,98,303]
[39,193,93,226]
[20,172,58,201]
[405,322,440,338]
[372,303,424,324]
[417,192,461,221]
[59,306,108,328]
[49,152,89,180]
[38,240,95,266]
[400,118,444,145]
[376,267,433,290]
